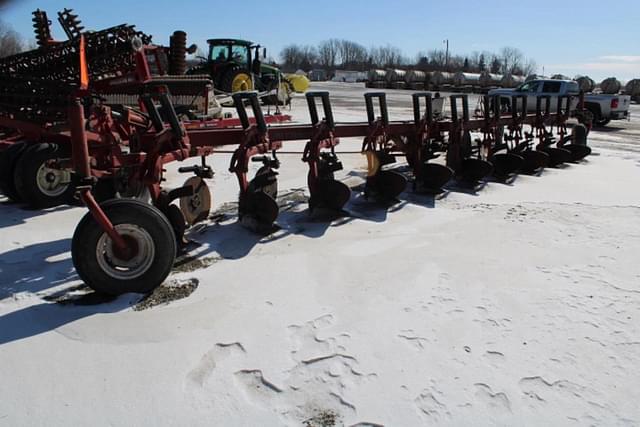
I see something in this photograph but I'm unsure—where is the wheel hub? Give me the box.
[96,224,155,280]
[36,161,70,197]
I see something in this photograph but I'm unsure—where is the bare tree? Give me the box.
[522,58,537,76]
[500,46,525,75]
[280,44,317,71]
[318,39,339,70]
[0,20,24,57]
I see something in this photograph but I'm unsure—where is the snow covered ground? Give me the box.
[1,82,639,426]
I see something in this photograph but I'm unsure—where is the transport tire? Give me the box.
[594,118,610,127]
[13,142,75,208]
[0,142,29,202]
[72,199,176,295]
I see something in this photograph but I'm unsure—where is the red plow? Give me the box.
[0,10,593,295]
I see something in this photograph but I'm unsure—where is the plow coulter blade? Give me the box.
[564,144,592,162]
[367,170,407,201]
[543,147,573,167]
[490,153,524,181]
[458,158,493,184]
[421,163,454,193]
[520,150,549,174]
[314,179,351,211]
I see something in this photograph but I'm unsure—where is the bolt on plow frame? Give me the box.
[65,78,591,294]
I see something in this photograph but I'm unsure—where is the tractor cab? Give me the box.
[204,39,269,92]
[207,39,263,68]
[187,38,291,104]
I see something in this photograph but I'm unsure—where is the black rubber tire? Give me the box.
[13,143,75,209]
[594,118,610,127]
[72,199,176,295]
[219,65,250,93]
[0,142,29,202]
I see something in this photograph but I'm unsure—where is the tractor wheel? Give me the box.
[72,199,176,295]
[220,66,253,93]
[0,142,29,202]
[14,142,75,209]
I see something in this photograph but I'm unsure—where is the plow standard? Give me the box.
[0,10,593,295]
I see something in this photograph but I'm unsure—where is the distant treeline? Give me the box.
[279,39,537,77]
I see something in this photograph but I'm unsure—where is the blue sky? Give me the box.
[1,0,638,81]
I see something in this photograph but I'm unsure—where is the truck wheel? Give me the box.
[0,142,29,202]
[221,66,253,93]
[594,118,610,127]
[72,199,176,295]
[14,143,75,208]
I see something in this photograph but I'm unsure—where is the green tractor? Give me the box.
[187,38,292,105]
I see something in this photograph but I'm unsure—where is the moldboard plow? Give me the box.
[62,82,592,295]
[0,11,594,296]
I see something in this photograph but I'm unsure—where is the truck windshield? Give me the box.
[517,82,540,92]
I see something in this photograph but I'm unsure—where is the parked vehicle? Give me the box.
[489,79,631,126]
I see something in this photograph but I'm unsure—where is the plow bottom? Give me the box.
[421,163,454,193]
[366,170,407,201]
[520,150,550,174]
[490,153,524,181]
[312,179,351,211]
[543,147,573,167]
[564,144,592,162]
[459,158,493,184]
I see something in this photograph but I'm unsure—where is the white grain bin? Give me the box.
[625,79,640,97]
[405,69,427,90]
[525,74,547,82]
[480,72,502,87]
[453,72,481,87]
[385,69,407,89]
[600,77,621,94]
[500,73,525,88]
[431,71,454,88]
[575,76,596,93]
[366,69,387,88]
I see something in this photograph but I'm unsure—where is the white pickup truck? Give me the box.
[488,79,631,127]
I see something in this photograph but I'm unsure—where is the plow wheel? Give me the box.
[180,176,212,225]
[14,143,75,208]
[520,150,550,174]
[543,147,573,167]
[458,158,493,184]
[72,199,176,295]
[0,142,29,202]
[240,165,279,231]
[489,153,524,181]
[421,163,454,193]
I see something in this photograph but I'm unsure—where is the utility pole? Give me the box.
[443,39,449,67]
